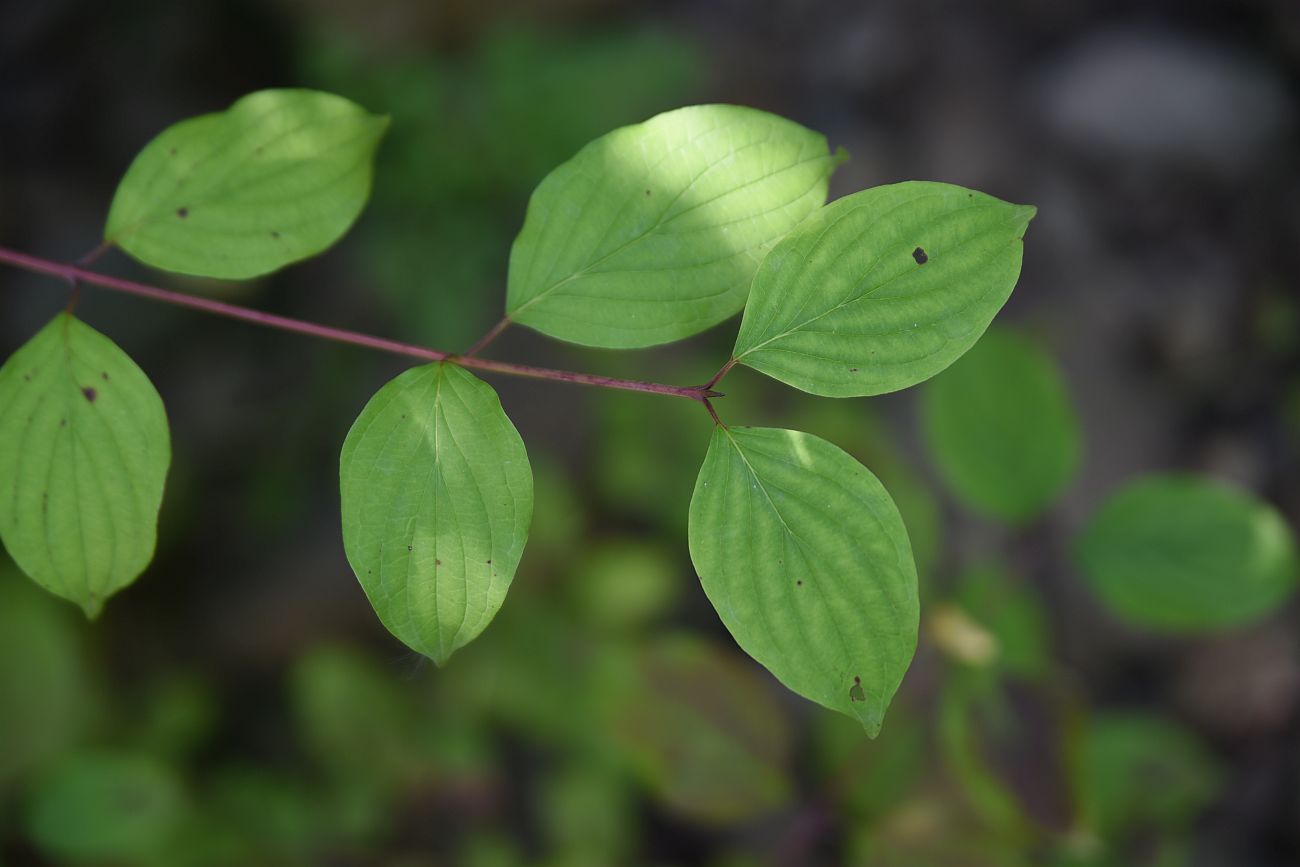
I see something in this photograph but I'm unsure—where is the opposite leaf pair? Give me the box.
[0,90,1036,735]
[341,103,1032,733]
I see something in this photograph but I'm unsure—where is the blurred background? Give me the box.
[1,0,1298,864]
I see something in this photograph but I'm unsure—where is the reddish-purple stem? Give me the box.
[0,245,724,404]
[464,316,511,357]
[704,356,738,390]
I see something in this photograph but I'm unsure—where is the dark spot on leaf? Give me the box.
[169,147,177,156]
[912,247,928,265]
[796,580,803,586]
[435,559,442,566]
[101,372,109,380]
[176,207,189,218]
[270,231,280,239]
[645,188,652,196]
[486,559,492,564]
[407,545,413,552]
[60,418,66,427]
[849,367,859,373]
[81,387,97,402]
[23,373,30,381]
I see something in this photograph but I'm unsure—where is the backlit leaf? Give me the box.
[339,362,533,664]
[105,89,388,279]
[506,104,843,348]
[1077,474,1297,632]
[0,314,170,616]
[688,426,919,735]
[921,327,1081,523]
[733,182,1035,396]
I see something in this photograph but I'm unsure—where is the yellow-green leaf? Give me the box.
[339,362,533,664]
[506,104,842,348]
[733,182,1035,396]
[0,314,170,616]
[105,89,388,279]
[688,426,919,735]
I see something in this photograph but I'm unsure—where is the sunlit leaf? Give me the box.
[105,89,388,279]
[688,426,919,734]
[23,752,186,863]
[507,104,843,348]
[610,635,792,824]
[921,327,1080,523]
[1077,474,1297,632]
[0,314,170,616]
[339,362,533,663]
[733,182,1035,396]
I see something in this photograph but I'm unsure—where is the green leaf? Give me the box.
[733,182,1035,396]
[0,314,171,617]
[506,104,843,348]
[1077,474,1298,632]
[24,751,187,863]
[688,426,919,735]
[105,89,388,279]
[1076,713,1220,837]
[921,327,1081,523]
[339,362,533,663]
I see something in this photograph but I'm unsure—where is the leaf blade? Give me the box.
[105,89,388,279]
[733,182,1035,396]
[921,327,1081,523]
[0,314,171,616]
[687,426,919,735]
[506,104,842,348]
[1077,474,1298,632]
[339,362,533,664]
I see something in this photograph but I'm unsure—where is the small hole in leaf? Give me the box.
[849,675,866,702]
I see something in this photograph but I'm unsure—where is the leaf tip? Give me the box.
[1012,203,1038,235]
[79,595,105,621]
